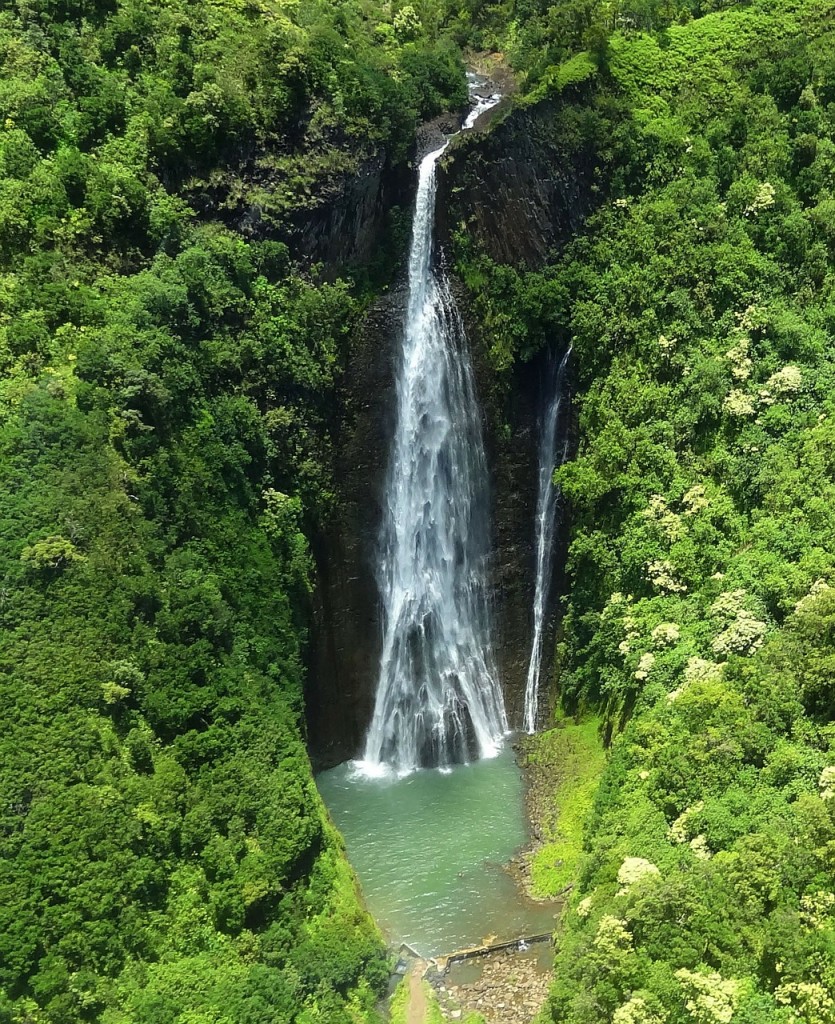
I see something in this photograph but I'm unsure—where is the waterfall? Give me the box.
[360,83,506,776]
[523,347,571,735]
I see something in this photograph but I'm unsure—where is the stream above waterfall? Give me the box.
[316,749,558,956]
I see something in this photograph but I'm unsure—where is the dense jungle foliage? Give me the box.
[456,0,835,1020]
[0,0,471,1021]
[10,0,835,1018]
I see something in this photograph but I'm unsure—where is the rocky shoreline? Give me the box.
[427,944,554,1024]
[505,735,570,902]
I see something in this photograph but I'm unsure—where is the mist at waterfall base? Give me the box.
[316,750,557,956]
[316,82,558,957]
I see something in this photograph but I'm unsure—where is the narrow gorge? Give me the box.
[315,79,568,967]
[306,77,603,771]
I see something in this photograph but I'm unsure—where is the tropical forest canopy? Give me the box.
[4,0,835,1021]
[454,0,835,1020]
[0,0,468,1020]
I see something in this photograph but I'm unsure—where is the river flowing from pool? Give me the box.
[316,749,558,956]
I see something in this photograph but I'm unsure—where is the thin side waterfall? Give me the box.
[360,84,506,776]
[523,347,572,734]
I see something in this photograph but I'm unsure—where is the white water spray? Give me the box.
[523,347,571,734]
[360,84,505,775]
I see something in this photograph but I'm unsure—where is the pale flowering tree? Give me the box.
[775,981,835,1024]
[668,801,705,844]
[593,915,634,956]
[617,857,660,895]
[684,658,725,684]
[675,969,740,1024]
[712,610,767,656]
[794,579,832,614]
[613,995,668,1024]
[668,658,724,701]
[723,389,755,417]
[744,180,776,215]
[682,485,709,515]
[725,331,753,381]
[759,365,803,405]
[689,835,711,860]
[646,558,687,594]
[799,891,835,930]
[818,766,835,801]
[737,303,768,332]
[635,652,656,680]
[642,494,684,542]
[652,622,681,648]
[710,590,767,656]
[576,895,594,918]
[711,589,748,618]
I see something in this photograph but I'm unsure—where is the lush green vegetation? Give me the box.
[524,719,606,900]
[446,0,755,93]
[0,0,472,1020]
[455,0,835,1020]
[10,0,835,1018]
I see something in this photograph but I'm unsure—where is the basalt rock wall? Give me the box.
[306,92,601,766]
[435,91,602,267]
[305,287,403,768]
[282,153,414,276]
[304,121,457,770]
[433,91,599,731]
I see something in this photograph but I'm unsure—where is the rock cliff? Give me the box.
[305,90,601,766]
[434,88,600,731]
[436,93,601,268]
[306,287,403,767]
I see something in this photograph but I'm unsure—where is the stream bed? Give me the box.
[316,748,558,956]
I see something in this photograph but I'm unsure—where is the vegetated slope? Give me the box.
[0,1,467,1021]
[455,0,835,1019]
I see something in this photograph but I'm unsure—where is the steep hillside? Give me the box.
[0,1,468,1021]
[450,0,835,1019]
[8,0,835,1019]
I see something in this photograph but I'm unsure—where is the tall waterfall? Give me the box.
[523,348,571,734]
[361,85,506,775]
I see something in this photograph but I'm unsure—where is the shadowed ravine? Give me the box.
[316,82,561,958]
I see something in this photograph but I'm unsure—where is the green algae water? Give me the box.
[316,748,558,956]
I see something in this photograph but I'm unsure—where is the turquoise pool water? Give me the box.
[316,748,558,956]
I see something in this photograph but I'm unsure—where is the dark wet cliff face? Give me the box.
[435,93,602,268]
[432,91,601,729]
[305,94,600,767]
[305,284,552,765]
[303,119,458,769]
[471,330,543,730]
[283,154,414,277]
[190,148,415,280]
[306,288,402,767]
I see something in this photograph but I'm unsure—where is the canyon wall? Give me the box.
[306,91,601,766]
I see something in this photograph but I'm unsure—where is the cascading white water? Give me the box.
[359,85,506,776]
[523,347,572,734]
